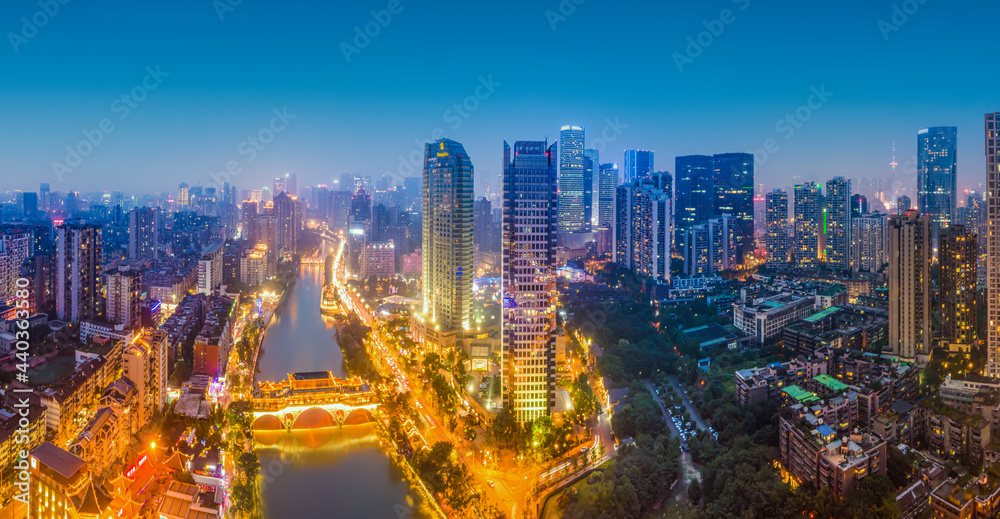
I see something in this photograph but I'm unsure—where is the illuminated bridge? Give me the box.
[250,371,378,444]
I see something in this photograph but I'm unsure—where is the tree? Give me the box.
[687,478,703,506]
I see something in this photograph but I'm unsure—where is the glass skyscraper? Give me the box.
[712,153,754,264]
[502,140,558,422]
[557,125,586,233]
[623,149,654,185]
[917,126,958,230]
[597,163,617,229]
[674,155,714,250]
[583,148,598,231]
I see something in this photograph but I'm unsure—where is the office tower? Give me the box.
[56,220,104,324]
[474,197,493,252]
[987,112,1000,375]
[64,191,78,215]
[623,150,654,184]
[502,140,557,422]
[896,195,912,213]
[557,125,586,233]
[614,180,673,282]
[241,200,259,245]
[674,155,714,250]
[421,138,474,332]
[794,183,822,268]
[273,192,300,254]
[939,225,977,344]
[765,189,789,269]
[39,183,50,211]
[825,177,852,270]
[105,268,142,327]
[583,148,598,231]
[682,215,735,276]
[273,176,286,198]
[597,163,617,229]
[250,189,262,204]
[197,240,224,295]
[178,182,190,208]
[851,194,868,217]
[350,187,372,223]
[127,207,158,261]
[713,153,754,264]
[851,213,888,273]
[917,126,958,230]
[888,210,932,363]
[285,172,297,196]
[21,192,38,217]
[124,329,168,426]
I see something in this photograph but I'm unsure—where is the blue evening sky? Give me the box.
[0,0,994,199]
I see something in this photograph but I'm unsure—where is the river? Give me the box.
[254,255,429,518]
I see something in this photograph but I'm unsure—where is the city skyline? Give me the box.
[2,1,998,196]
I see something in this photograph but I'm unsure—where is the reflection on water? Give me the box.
[256,254,429,518]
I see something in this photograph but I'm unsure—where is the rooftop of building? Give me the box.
[32,441,87,480]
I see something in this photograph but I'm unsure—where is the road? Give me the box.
[644,379,701,489]
[666,376,710,432]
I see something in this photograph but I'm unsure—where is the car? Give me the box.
[580,446,589,453]
[487,480,496,488]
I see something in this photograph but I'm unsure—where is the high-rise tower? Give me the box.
[421,139,474,333]
[502,140,558,422]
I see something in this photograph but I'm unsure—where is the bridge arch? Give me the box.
[291,407,337,430]
[343,408,375,425]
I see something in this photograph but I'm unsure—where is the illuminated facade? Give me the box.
[850,212,887,273]
[557,126,586,233]
[421,138,474,333]
[824,176,851,270]
[765,189,789,268]
[106,268,142,328]
[940,225,977,344]
[988,112,1000,376]
[615,174,673,282]
[888,210,932,363]
[623,149,654,185]
[712,153,754,264]
[124,329,169,427]
[597,163,617,228]
[917,126,958,231]
[56,220,104,324]
[794,183,822,268]
[502,140,558,422]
